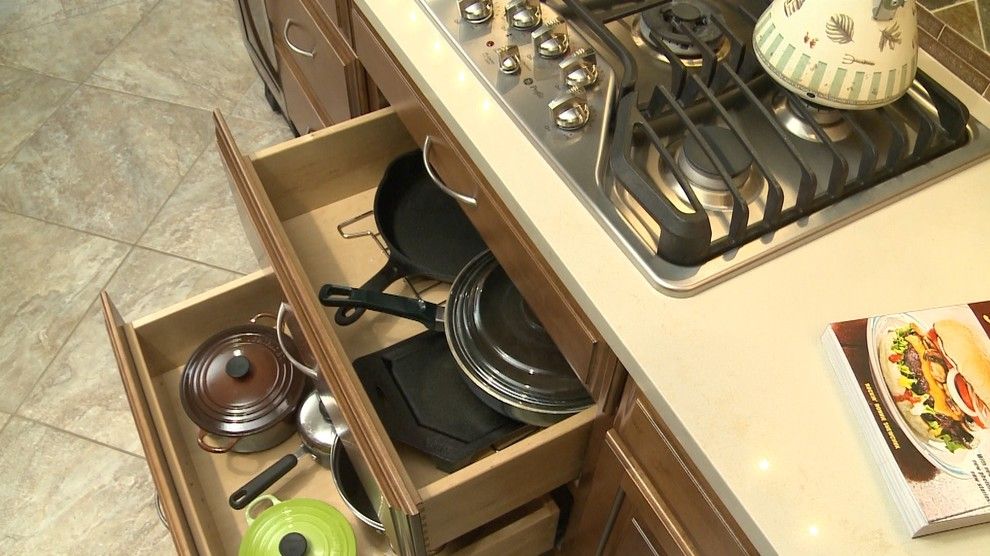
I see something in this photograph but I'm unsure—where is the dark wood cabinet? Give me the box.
[566,383,758,556]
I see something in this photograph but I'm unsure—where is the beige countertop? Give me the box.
[355,1,990,553]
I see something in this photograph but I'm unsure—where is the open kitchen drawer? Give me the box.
[214,107,597,553]
[103,270,563,555]
[350,11,620,399]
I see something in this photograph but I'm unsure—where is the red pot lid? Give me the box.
[180,323,305,437]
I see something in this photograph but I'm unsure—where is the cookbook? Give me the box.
[822,301,990,537]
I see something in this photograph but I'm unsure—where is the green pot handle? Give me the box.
[244,494,281,525]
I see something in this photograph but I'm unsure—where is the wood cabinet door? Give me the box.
[602,498,665,556]
[566,431,685,556]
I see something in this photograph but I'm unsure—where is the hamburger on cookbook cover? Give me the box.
[879,319,990,454]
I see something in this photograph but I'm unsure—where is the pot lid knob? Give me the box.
[278,532,308,556]
[225,355,251,379]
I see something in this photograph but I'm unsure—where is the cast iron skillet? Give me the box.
[334,149,487,326]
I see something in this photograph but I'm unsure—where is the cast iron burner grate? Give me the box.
[565,0,970,266]
[632,0,730,66]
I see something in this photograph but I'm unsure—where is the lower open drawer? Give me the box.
[103,271,562,555]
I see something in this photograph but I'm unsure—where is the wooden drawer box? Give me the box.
[269,0,361,124]
[103,271,562,555]
[214,106,596,553]
[350,10,619,400]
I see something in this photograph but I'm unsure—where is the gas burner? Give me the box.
[631,0,730,67]
[772,94,853,143]
[664,126,763,211]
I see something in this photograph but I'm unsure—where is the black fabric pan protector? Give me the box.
[352,331,526,473]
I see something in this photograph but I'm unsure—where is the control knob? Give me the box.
[532,18,569,59]
[458,0,493,24]
[505,0,541,31]
[559,48,598,88]
[549,87,590,131]
[496,45,521,74]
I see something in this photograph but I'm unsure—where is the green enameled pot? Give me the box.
[239,495,356,556]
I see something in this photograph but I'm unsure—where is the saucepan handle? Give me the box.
[334,263,406,326]
[197,429,239,454]
[319,284,444,331]
[229,450,301,509]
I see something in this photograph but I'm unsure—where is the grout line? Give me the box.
[81,80,227,114]
[10,245,133,416]
[0,207,133,245]
[0,60,84,84]
[933,0,976,13]
[977,0,988,49]
[11,413,147,460]
[131,244,251,276]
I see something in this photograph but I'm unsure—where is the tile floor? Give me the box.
[0,0,294,552]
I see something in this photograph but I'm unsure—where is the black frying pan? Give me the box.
[335,149,487,326]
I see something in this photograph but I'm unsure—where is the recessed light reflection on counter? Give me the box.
[808,525,820,537]
[433,40,441,51]
[757,458,770,471]
[482,99,492,112]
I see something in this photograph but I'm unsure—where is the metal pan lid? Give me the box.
[446,253,594,413]
[180,322,306,437]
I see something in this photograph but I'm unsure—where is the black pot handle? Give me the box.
[229,451,300,510]
[334,263,406,326]
[319,284,444,331]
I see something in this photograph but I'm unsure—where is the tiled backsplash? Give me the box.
[918,1,990,97]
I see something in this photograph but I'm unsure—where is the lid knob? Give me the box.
[278,532,308,556]
[225,355,251,379]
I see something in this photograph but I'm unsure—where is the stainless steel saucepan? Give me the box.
[319,251,593,427]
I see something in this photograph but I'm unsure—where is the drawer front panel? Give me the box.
[270,0,358,124]
[351,10,613,389]
[273,40,326,135]
[615,388,756,555]
[101,293,198,555]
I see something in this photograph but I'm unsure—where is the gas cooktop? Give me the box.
[418,0,990,295]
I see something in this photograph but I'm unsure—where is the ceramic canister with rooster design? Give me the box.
[754,0,919,109]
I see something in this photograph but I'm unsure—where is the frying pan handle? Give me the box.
[423,136,477,207]
[319,284,444,331]
[229,449,303,509]
[334,263,406,326]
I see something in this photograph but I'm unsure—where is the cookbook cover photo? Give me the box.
[823,301,990,537]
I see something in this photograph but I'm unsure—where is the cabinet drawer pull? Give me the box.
[423,135,477,207]
[283,19,315,58]
[155,494,169,530]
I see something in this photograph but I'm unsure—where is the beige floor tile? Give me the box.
[106,246,242,320]
[0,1,155,82]
[0,0,133,33]
[139,116,292,273]
[88,0,257,111]
[0,85,212,241]
[0,0,64,34]
[0,417,174,554]
[0,212,129,414]
[231,78,288,127]
[60,0,137,18]
[19,247,239,454]
[0,66,76,165]
[0,412,9,430]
